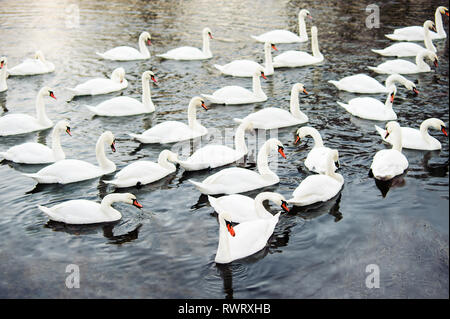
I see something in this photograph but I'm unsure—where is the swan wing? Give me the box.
[85,96,146,116]
[328,74,387,93]
[340,97,396,121]
[369,59,419,74]
[106,161,171,187]
[241,108,305,129]
[371,149,408,180]
[38,200,115,224]
[8,59,51,75]
[72,78,123,95]
[251,30,303,43]
[179,144,242,170]
[371,42,426,57]
[289,175,342,206]
[273,51,319,67]
[0,114,49,136]
[208,194,258,223]
[0,142,54,164]
[158,46,207,60]
[215,60,262,77]
[305,147,337,174]
[97,46,146,61]
[130,121,203,144]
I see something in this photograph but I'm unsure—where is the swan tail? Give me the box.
[328,80,340,90]
[371,49,387,56]
[207,195,219,211]
[250,35,262,42]
[385,34,403,41]
[23,173,58,184]
[367,66,382,74]
[188,179,215,195]
[84,105,100,115]
[96,52,108,59]
[374,125,388,142]
[213,64,225,73]
[128,133,158,144]
[336,101,351,113]
[38,205,61,222]
[176,160,208,171]
[233,118,244,124]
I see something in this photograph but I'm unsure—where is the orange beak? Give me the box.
[201,101,208,111]
[413,88,419,95]
[303,88,308,94]
[0,61,3,69]
[66,127,72,136]
[281,201,289,212]
[261,72,267,80]
[271,44,278,51]
[226,221,235,237]
[208,32,213,39]
[294,135,300,144]
[147,39,152,45]
[111,141,116,152]
[385,132,390,139]
[278,146,286,159]
[50,92,56,99]
[442,127,448,136]
[390,94,394,103]
[151,75,157,83]
[434,59,439,67]
[133,199,143,209]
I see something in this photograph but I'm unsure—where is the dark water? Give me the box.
[0,0,448,298]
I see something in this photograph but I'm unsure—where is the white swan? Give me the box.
[272,26,323,68]
[0,86,56,136]
[157,27,213,60]
[129,96,208,144]
[385,6,448,41]
[328,73,418,94]
[208,192,289,223]
[85,71,157,117]
[7,51,55,76]
[104,150,178,188]
[38,193,143,224]
[67,67,128,97]
[288,149,344,206]
[337,85,398,121]
[0,120,71,164]
[189,138,286,195]
[215,210,281,264]
[370,121,408,180]
[233,83,308,129]
[372,21,437,57]
[96,31,152,61]
[214,41,277,77]
[201,68,267,105]
[368,49,438,74]
[0,57,7,92]
[176,120,253,171]
[295,126,338,174]
[375,118,448,151]
[251,9,313,43]
[23,131,116,184]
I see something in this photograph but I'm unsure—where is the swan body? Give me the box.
[385,7,448,41]
[85,71,157,117]
[0,120,71,164]
[96,32,151,61]
[38,193,142,224]
[215,210,280,264]
[0,87,56,136]
[368,49,438,74]
[295,126,338,174]
[0,57,7,92]
[67,68,127,97]
[251,9,312,43]
[7,51,55,76]
[214,42,277,77]
[328,73,417,94]
[157,28,213,60]
[288,150,344,206]
[337,85,398,121]
[208,192,289,223]
[189,138,286,195]
[104,150,178,188]
[273,26,323,68]
[201,68,267,105]
[22,131,116,184]
[129,96,208,144]
[371,121,408,180]
[372,21,437,57]
[375,118,447,151]
[176,120,253,171]
[233,83,308,129]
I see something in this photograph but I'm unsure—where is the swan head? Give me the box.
[101,131,116,152]
[160,149,179,162]
[55,119,72,136]
[190,96,208,111]
[267,138,286,159]
[263,41,278,51]
[111,67,126,83]
[142,70,157,84]
[293,83,308,95]
[139,32,152,46]
[0,57,6,69]
[387,85,397,103]
[202,27,213,39]
[34,50,45,61]
[438,6,449,16]
[254,67,267,79]
[384,121,401,139]
[428,118,448,136]
[122,193,143,209]
[258,192,290,213]
[294,126,315,144]
[218,211,235,237]
[299,9,312,19]
[420,49,438,67]
[423,20,437,33]
[39,86,56,100]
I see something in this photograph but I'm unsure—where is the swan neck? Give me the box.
[187,101,201,131]
[306,128,324,148]
[384,92,394,110]
[257,142,275,176]
[36,92,51,126]
[264,44,274,74]
[158,151,176,170]
[254,194,273,218]
[142,76,154,111]
[234,122,249,154]
[100,196,123,220]
[0,66,7,91]
[217,217,232,262]
[202,33,212,57]
[252,74,264,96]
[51,127,65,160]
[390,128,403,152]
[415,51,429,70]
[298,14,307,40]
[96,135,115,172]
[435,8,446,35]
[311,30,321,58]
[138,37,150,58]
[419,120,435,145]
[423,25,436,52]
[289,87,306,120]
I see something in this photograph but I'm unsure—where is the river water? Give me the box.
[0,0,448,298]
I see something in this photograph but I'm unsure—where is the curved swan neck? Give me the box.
[141,75,154,111]
[100,194,124,220]
[298,13,308,40]
[257,141,276,176]
[187,100,199,130]
[51,127,65,160]
[202,32,212,57]
[311,28,322,58]
[423,24,436,52]
[302,127,323,147]
[263,43,274,74]
[415,51,430,71]
[254,193,278,218]
[158,150,176,170]
[419,119,437,145]
[138,36,150,58]
[36,90,52,126]
[435,8,446,36]
[385,74,403,88]
[252,73,264,96]
[96,134,115,172]
[290,86,307,121]
[234,121,250,154]
[325,152,343,182]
